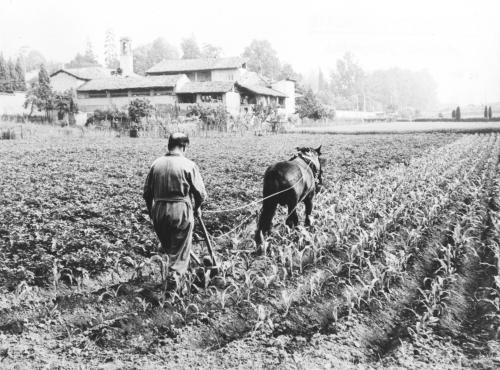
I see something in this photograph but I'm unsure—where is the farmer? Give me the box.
[143,133,207,275]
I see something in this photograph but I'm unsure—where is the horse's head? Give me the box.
[296,146,325,191]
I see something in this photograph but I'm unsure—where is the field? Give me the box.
[1,130,500,369]
[288,120,500,135]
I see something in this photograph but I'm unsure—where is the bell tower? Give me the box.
[119,37,133,76]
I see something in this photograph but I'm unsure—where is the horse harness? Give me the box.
[291,152,321,187]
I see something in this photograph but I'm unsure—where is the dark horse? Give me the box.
[255,146,324,246]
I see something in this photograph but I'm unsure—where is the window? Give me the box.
[152,89,173,96]
[131,89,151,97]
[196,71,211,82]
[200,94,222,103]
[178,94,196,103]
[110,91,129,98]
[88,91,107,98]
[77,92,88,99]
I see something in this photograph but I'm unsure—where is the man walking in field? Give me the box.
[143,133,207,275]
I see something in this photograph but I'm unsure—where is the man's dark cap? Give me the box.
[168,132,190,150]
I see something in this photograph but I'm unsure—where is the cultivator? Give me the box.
[191,215,220,273]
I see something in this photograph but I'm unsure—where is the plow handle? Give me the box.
[196,215,217,267]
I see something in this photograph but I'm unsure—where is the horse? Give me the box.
[255,146,324,246]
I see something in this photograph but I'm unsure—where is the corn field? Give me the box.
[1,132,499,368]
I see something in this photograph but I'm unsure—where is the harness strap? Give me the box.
[296,154,320,179]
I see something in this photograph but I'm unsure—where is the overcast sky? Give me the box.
[1,0,499,105]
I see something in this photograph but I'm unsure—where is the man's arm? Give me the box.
[143,166,154,218]
[188,164,207,213]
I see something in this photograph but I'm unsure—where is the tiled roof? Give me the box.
[50,66,112,80]
[77,75,184,91]
[147,57,246,74]
[238,70,271,86]
[176,81,235,94]
[237,83,287,98]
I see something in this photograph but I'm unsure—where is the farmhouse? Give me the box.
[69,38,295,116]
[50,66,113,93]
[147,56,295,116]
[76,75,189,113]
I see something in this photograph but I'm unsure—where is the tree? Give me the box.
[364,68,437,112]
[54,89,78,123]
[181,36,201,59]
[489,106,493,119]
[128,98,154,125]
[484,105,488,119]
[455,106,461,120]
[242,39,281,80]
[65,53,98,68]
[296,89,327,119]
[14,58,26,91]
[201,43,222,58]
[452,109,456,119]
[23,64,54,120]
[330,53,365,110]
[84,40,98,64]
[133,38,179,75]
[278,63,301,82]
[66,40,99,68]
[318,69,329,92]
[22,49,46,72]
[104,29,119,69]
[0,54,7,84]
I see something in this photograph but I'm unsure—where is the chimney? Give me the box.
[119,37,133,76]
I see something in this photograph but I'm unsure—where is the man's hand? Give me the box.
[195,208,202,218]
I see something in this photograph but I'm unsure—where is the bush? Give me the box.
[86,108,129,129]
[1,129,16,140]
[187,103,229,131]
[296,89,328,120]
[128,98,154,126]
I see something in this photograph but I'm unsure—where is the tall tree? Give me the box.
[23,49,46,72]
[133,37,179,75]
[455,106,461,120]
[489,106,493,119]
[15,58,26,91]
[104,29,119,69]
[181,36,201,59]
[24,64,54,120]
[330,53,365,109]
[201,43,222,58]
[318,69,328,92]
[84,40,98,64]
[278,63,301,82]
[242,39,281,80]
[0,54,7,82]
[484,105,488,118]
[364,68,437,111]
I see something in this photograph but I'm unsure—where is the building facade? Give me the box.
[50,66,112,93]
[66,39,296,117]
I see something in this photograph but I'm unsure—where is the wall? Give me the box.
[211,68,240,81]
[225,91,240,116]
[77,94,177,112]
[0,92,29,114]
[51,72,86,93]
[272,80,295,116]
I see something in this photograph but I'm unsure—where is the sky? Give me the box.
[1,0,499,105]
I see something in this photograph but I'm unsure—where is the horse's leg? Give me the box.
[255,199,278,245]
[304,194,313,227]
[285,195,299,228]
